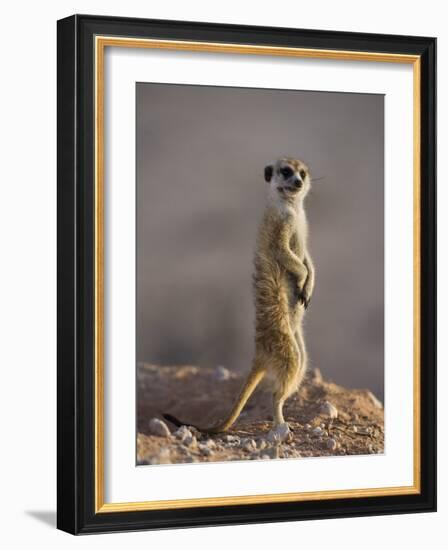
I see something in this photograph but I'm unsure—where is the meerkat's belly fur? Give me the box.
[253,208,308,403]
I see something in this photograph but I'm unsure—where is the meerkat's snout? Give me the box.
[293,176,302,189]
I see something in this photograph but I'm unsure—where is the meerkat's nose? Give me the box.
[294,177,302,188]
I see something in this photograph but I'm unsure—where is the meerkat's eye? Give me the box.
[280,166,293,179]
[299,169,307,179]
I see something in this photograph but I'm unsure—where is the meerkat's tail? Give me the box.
[163,367,266,434]
[207,367,266,433]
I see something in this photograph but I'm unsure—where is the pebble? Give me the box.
[264,446,280,459]
[304,424,312,431]
[148,418,171,437]
[355,426,373,436]
[260,454,271,460]
[223,434,240,444]
[326,438,338,451]
[184,434,197,447]
[158,447,171,464]
[312,426,323,437]
[214,365,231,381]
[320,401,338,419]
[174,425,193,442]
[289,450,303,459]
[183,455,197,463]
[198,444,214,456]
[241,439,257,452]
[257,439,267,451]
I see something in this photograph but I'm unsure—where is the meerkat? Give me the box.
[164,157,315,438]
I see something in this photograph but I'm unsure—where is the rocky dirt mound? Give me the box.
[137,363,384,465]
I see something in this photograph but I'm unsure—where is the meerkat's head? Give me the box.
[264,157,311,203]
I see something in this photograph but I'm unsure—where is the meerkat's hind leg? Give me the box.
[267,387,294,444]
[273,390,286,425]
[267,344,302,444]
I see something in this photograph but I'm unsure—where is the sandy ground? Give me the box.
[137,363,384,465]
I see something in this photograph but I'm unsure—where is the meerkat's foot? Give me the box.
[267,422,292,444]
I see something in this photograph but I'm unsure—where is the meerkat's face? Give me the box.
[264,158,311,201]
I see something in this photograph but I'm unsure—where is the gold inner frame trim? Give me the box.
[94,35,421,514]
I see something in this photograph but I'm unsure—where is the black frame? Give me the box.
[57,14,436,534]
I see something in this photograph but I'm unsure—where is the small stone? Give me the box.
[326,438,338,451]
[368,444,375,454]
[189,425,200,435]
[183,455,197,463]
[304,424,312,431]
[214,365,231,381]
[312,426,323,437]
[257,439,267,451]
[204,438,216,449]
[184,434,197,447]
[223,434,240,444]
[260,454,271,460]
[356,426,373,436]
[148,418,171,437]
[265,446,280,459]
[198,444,214,456]
[241,439,257,452]
[158,447,171,464]
[366,391,383,409]
[174,425,193,442]
[352,425,358,433]
[320,401,338,419]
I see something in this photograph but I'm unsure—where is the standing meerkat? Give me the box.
[164,157,315,438]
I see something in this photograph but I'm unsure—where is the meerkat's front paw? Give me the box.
[295,287,311,309]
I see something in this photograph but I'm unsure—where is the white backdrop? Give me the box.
[0,1,444,548]
[105,47,413,503]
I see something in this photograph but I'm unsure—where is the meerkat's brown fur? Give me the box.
[164,157,315,435]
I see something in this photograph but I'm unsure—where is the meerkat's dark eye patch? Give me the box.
[264,165,273,182]
[280,166,294,179]
[299,169,307,179]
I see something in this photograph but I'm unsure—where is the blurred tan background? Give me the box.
[136,83,384,399]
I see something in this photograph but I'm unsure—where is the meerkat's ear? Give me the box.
[264,165,273,182]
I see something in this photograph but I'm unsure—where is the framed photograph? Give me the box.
[57,14,436,534]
